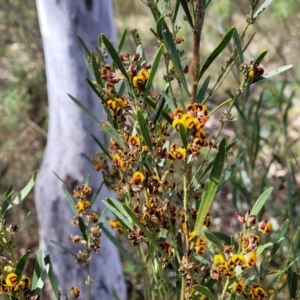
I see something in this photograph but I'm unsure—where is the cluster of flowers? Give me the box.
[0,271,31,296]
[71,184,102,263]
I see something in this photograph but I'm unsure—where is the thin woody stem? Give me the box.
[192,0,204,104]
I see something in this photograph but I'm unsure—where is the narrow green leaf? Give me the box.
[69,94,99,123]
[90,181,105,206]
[253,50,268,66]
[197,26,236,82]
[208,97,232,116]
[98,208,108,227]
[194,138,226,235]
[102,227,143,272]
[197,26,235,81]
[156,16,165,40]
[145,97,172,125]
[13,172,36,205]
[255,65,293,83]
[78,216,88,241]
[151,95,166,126]
[269,219,289,258]
[233,28,244,64]
[32,250,43,290]
[145,44,164,93]
[50,240,77,258]
[254,0,273,18]
[2,173,37,218]
[136,110,152,150]
[179,0,194,28]
[34,264,49,291]
[62,186,78,216]
[192,285,217,300]
[218,152,245,192]
[101,34,129,81]
[163,25,190,95]
[288,270,298,298]
[91,134,112,160]
[197,76,210,103]
[117,29,127,53]
[172,0,181,24]
[77,34,91,56]
[256,242,274,256]
[44,255,60,299]
[86,77,105,101]
[250,187,273,216]
[103,199,133,230]
[179,123,188,149]
[162,91,176,112]
[98,123,126,149]
[91,53,103,86]
[15,251,30,278]
[204,231,224,252]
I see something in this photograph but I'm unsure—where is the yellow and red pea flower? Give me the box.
[132,68,149,90]
[71,285,80,298]
[232,278,246,294]
[76,199,90,213]
[132,171,145,184]
[258,219,272,233]
[5,273,17,287]
[109,219,123,234]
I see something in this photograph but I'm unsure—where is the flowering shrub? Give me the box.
[68,0,294,299]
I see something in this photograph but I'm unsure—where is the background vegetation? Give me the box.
[0,0,300,298]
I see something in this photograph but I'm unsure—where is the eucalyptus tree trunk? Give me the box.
[34,1,126,299]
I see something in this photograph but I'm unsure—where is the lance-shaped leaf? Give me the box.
[233,28,244,64]
[103,198,133,230]
[44,255,60,299]
[151,95,166,126]
[192,285,217,300]
[117,29,127,53]
[91,52,103,86]
[77,34,91,56]
[194,138,226,235]
[62,185,77,216]
[78,216,88,241]
[101,34,129,81]
[145,44,164,94]
[163,24,190,95]
[217,152,245,192]
[91,133,112,160]
[197,75,210,103]
[136,110,152,150]
[250,187,273,216]
[253,50,268,66]
[204,231,224,252]
[34,264,49,292]
[288,268,298,298]
[145,96,173,125]
[179,0,194,28]
[15,251,30,278]
[269,219,289,258]
[255,65,293,83]
[32,250,43,290]
[179,123,188,149]
[254,0,273,18]
[98,122,126,149]
[197,26,235,82]
[69,94,99,123]
[156,16,165,40]
[2,172,37,218]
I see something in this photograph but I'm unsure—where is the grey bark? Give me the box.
[34,1,126,299]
